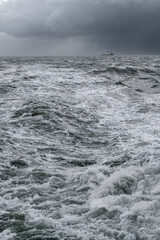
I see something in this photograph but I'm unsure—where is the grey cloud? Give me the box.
[0,0,160,55]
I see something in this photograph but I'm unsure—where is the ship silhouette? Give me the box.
[101,50,114,56]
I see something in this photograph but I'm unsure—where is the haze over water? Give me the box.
[0,55,160,240]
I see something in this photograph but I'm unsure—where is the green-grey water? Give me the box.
[0,56,160,240]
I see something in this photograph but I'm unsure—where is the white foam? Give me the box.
[0,229,16,240]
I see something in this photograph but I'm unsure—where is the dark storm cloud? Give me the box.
[0,0,160,55]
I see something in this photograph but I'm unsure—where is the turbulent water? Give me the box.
[0,55,160,240]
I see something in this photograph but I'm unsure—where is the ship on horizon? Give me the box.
[101,50,114,56]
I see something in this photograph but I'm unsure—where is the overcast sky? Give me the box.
[0,0,160,56]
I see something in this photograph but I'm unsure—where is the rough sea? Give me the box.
[0,55,160,240]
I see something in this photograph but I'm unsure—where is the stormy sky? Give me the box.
[0,0,160,56]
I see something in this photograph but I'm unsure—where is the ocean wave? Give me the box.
[0,56,160,239]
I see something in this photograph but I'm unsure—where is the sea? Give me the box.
[0,55,160,240]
